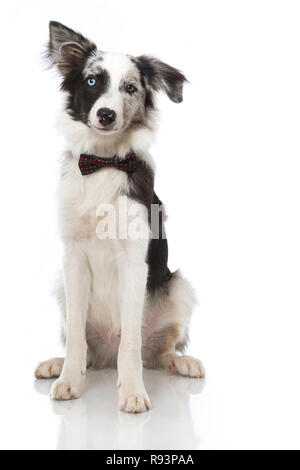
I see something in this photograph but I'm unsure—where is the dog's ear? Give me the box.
[136,55,187,103]
[47,21,96,75]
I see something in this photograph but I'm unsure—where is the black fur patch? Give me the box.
[47,21,109,123]
[127,160,173,293]
[147,193,173,292]
[133,55,187,104]
[131,57,155,110]
[62,70,110,122]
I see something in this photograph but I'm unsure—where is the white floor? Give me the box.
[34,369,207,451]
[1,333,300,450]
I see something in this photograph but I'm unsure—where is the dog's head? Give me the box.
[47,21,187,137]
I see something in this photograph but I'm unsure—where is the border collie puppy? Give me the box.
[35,21,205,413]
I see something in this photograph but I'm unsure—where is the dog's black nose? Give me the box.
[97,108,116,126]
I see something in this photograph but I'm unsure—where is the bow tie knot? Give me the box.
[79,152,137,176]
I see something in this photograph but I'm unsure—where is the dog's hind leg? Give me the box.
[145,323,206,378]
[143,273,205,379]
[34,358,64,379]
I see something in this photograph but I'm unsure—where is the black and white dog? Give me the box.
[35,21,205,413]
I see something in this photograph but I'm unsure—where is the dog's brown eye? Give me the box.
[126,83,137,94]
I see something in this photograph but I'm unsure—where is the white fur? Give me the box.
[57,107,156,164]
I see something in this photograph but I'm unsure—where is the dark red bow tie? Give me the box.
[79,152,137,175]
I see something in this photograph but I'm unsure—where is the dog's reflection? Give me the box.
[34,369,205,450]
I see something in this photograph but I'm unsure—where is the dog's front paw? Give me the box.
[51,378,81,401]
[119,386,151,413]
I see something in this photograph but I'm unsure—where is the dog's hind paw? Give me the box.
[34,358,64,379]
[168,355,206,378]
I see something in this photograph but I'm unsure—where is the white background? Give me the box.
[0,0,299,450]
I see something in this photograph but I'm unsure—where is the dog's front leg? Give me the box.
[117,237,150,413]
[51,242,90,400]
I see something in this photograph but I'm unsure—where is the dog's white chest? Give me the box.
[57,158,128,239]
[58,159,130,333]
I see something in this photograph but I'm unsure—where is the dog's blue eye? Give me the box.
[87,77,96,87]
